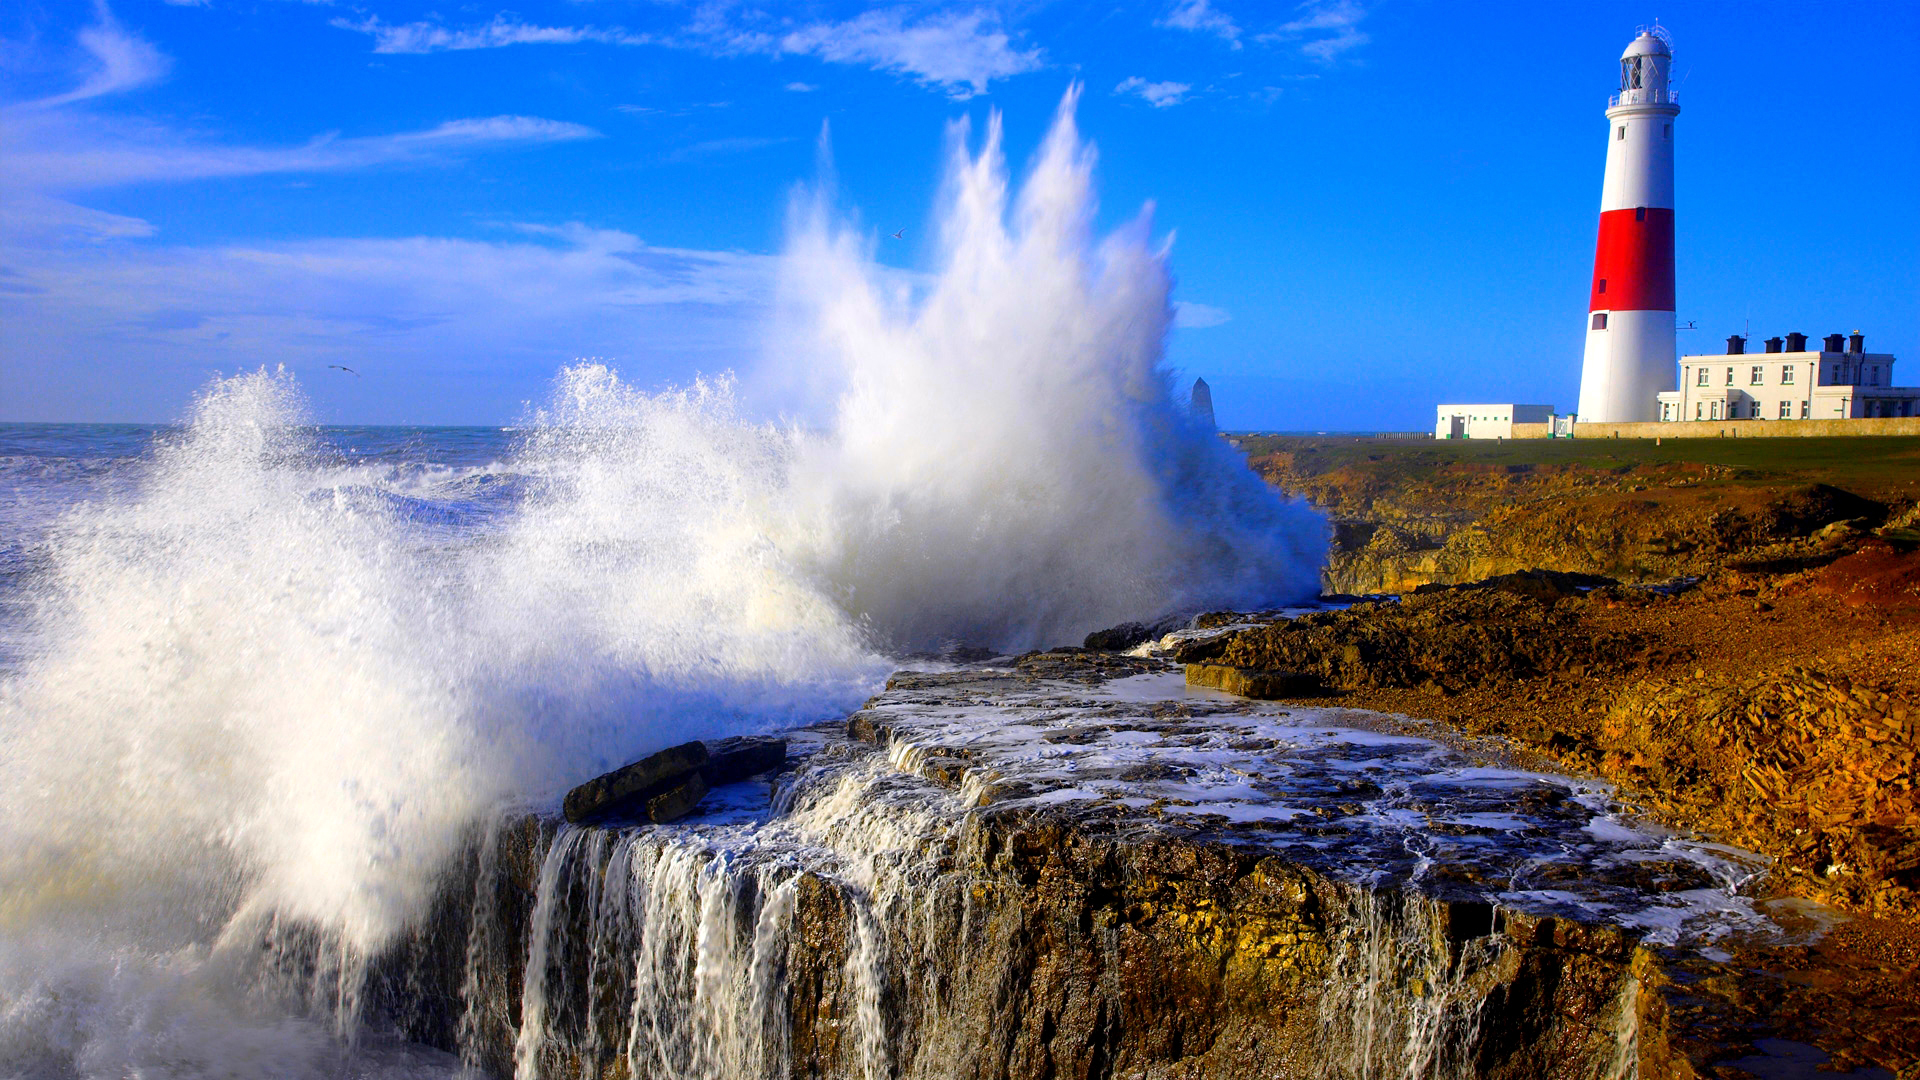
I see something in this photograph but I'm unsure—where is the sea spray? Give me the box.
[778,88,1325,649]
[0,88,1326,1074]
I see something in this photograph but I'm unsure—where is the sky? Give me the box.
[2,0,1915,431]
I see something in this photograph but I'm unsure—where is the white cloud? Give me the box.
[1115,76,1191,108]
[666,135,794,163]
[29,6,170,107]
[1173,301,1230,328]
[328,7,1039,99]
[1159,0,1241,48]
[331,15,651,54]
[775,9,1042,99]
[785,82,819,93]
[1261,0,1370,62]
[3,111,600,193]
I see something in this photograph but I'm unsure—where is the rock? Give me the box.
[1186,663,1325,699]
[1083,613,1195,652]
[562,740,709,823]
[644,771,709,824]
[1083,621,1152,651]
[701,736,788,786]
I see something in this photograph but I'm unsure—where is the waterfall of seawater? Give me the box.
[377,744,1643,1080]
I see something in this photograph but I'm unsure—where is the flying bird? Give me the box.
[328,365,360,376]
[890,229,904,240]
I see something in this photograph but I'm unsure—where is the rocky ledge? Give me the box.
[350,649,1914,1079]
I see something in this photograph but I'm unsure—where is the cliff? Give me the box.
[1240,435,1920,595]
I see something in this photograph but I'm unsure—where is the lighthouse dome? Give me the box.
[1620,31,1671,60]
[1616,28,1673,101]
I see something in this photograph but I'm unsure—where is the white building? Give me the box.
[1656,332,1918,422]
[1436,404,1556,440]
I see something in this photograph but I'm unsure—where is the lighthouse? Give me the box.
[1576,29,1680,423]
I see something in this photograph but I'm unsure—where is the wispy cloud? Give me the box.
[1,223,782,422]
[329,6,1040,99]
[1115,76,1191,108]
[29,4,170,107]
[785,82,819,93]
[666,135,795,163]
[1159,0,1241,49]
[1260,0,1370,62]
[6,112,600,193]
[331,15,651,54]
[773,9,1042,99]
[1174,301,1231,328]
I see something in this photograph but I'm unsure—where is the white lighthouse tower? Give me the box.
[1576,28,1680,423]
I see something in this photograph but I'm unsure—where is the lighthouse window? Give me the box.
[1750,366,1763,385]
[1597,279,1607,293]
[1616,126,1626,141]
[1636,207,1647,222]
[1591,313,1608,330]
[1663,123,1672,138]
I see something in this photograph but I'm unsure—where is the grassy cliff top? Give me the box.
[1233,434,1920,494]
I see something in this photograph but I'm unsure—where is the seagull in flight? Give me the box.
[890,229,904,240]
[328,365,360,377]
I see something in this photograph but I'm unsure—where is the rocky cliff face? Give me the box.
[332,655,1845,1080]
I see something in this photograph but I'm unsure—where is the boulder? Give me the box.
[562,740,708,823]
[1185,663,1326,700]
[1082,613,1193,652]
[645,772,710,824]
[701,736,789,787]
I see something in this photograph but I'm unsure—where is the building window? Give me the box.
[1617,126,1626,140]
[1832,364,1842,382]
[1779,400,1791,419]
[1711,402,1721,420]
[1636,206,1647,222]
[1592,313,1608,330]
[1726,367,1735,385]
[1782,366,1795,385]
[1696,368,1709,387]
[1801,400,1810,418]
[1870,365,1880,385]
[1750,365,1763,385]
[1695,402,1703,419]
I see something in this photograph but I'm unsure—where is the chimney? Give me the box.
[1849,331,1865,354]
[1824,333,1845,353]
[1785,332,1808,352]
[1726,334,1746,355]
[1764,336,1783,353]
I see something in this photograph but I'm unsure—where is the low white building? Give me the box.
[1435,404,1556,439]
[1658,332,1918,422]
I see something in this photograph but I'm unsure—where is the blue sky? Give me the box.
[2,0,1915,430]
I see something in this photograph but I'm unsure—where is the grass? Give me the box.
[1232,434,1920,490]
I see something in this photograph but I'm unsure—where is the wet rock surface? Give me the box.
[346,658,1920,1079]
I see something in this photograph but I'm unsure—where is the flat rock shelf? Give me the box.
[349,652,1898,1080]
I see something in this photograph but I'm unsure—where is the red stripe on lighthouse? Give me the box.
[1588,207,1675,312]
